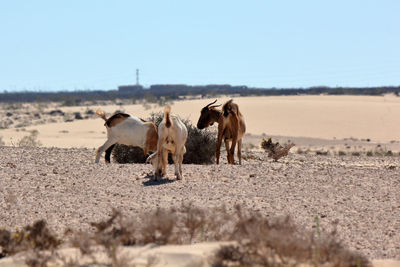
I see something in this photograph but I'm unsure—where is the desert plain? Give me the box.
[0,94,399,266]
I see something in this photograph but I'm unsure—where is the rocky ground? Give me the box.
[0,146,399,260]
[0,102,100,130]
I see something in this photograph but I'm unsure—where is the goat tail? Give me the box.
[96,109,107,121]
[164,106,172,128]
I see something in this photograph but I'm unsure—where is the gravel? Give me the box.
[0,146,399,260]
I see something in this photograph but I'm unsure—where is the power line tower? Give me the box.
[136,69,140,86]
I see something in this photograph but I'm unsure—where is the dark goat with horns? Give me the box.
[197,99,246,164]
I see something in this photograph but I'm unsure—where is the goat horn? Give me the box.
[205,99,218,108]
[209,104,222,109]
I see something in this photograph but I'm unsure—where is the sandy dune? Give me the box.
[1,95,400,149]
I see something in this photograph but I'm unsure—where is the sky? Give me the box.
[0,0,399,92]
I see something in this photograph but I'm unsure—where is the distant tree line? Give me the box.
[0,84,399,103]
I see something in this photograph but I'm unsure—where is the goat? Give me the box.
[95,110,158,163]
[146,106,188,181]
[197,99,246,164]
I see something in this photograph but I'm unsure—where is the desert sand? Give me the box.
[1,95,400,149]
[0,95,399,265]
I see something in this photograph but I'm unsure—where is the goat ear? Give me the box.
[210,122,214,126]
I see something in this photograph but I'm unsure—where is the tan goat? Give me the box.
[197,99,246,164]
[146,106,188,181]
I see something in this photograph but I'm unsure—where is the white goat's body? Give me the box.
[147,107,187,181]
[106,117,148,147]
[95,110,158,163]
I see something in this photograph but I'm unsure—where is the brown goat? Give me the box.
[197,99,246,164]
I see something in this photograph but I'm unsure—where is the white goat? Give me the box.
[95,110,158,163]
[146,106,188,181]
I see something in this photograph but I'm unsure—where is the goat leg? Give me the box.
[95,139,116,163]
[237,139,242,165]
[229,133,238,165]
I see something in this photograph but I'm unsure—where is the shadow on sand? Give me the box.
[142,175,176,186]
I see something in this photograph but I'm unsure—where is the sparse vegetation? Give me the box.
[112,112,217,164]
[0,205,370,266]
[0,136,4,146]
[17,130,42,147]
[0,220,61,266]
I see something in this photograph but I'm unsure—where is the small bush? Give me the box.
[385,150,393,156]
[0,219,61,265]
[18,130,42,147]
[112,145,148,163]
[182,118,216,164]
[338,150,346,156]
[297,148,305,154]
[315,150,329,156]
[112,112,217,164]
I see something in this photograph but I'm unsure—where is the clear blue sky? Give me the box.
[1,0,399,92]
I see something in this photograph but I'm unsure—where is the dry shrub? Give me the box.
[0,220,60,256]
[112,112,216,164]
[0,220,61,266]
[141,208,178,245]
[18,130,42,147]
[0,205,370,267]
[214,206,371,267]
[261,137,295,161]
[214,206,311,266]
[70,204,369,266]
[182,119,217,164]
[112,145,147,164]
